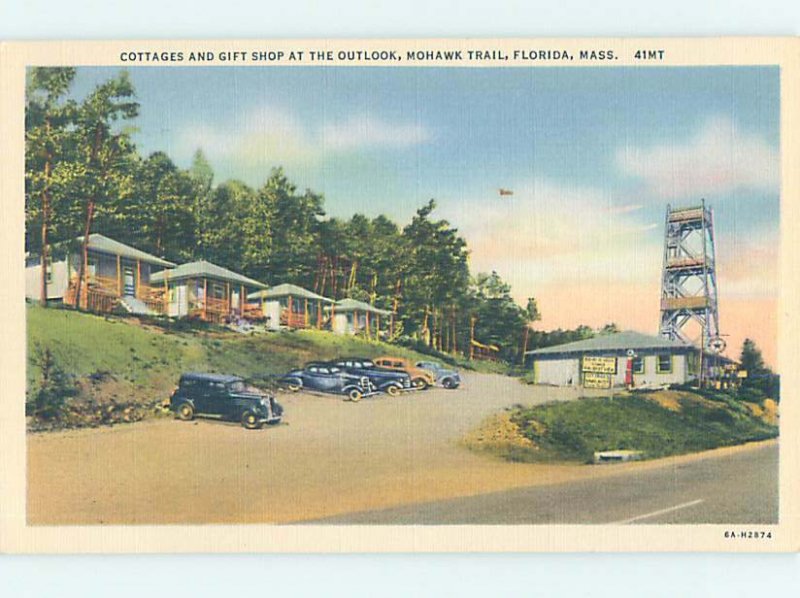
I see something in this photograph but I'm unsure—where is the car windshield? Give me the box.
[227,381,246,392]
[361,360,375,368]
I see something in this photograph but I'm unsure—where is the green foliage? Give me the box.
[24,71,545,365]
[28,345,79,420]
[506,394,778,463]
[27,305,465,419]
[738,338,780,401]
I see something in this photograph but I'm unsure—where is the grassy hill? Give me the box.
[26,305,470,429]
[464,390,778,463]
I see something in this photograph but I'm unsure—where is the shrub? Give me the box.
[27,347,79,420]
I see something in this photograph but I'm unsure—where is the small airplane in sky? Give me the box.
[498,188,514,197]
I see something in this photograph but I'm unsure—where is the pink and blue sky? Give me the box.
[69,66,781,367]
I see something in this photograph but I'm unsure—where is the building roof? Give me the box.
[471,339,500,351]
[151,260,267,289]
[180,372,243,384]
[328,298,393,316]
[39,233,176,268]
[247,283,334,302]
[526,330,694,356]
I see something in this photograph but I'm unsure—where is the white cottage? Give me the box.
[151,260,267,323]
[25,233,175,315]
[327,298,392,338]
[247,283,334,331]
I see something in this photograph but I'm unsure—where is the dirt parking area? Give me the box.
[29,373,602,525]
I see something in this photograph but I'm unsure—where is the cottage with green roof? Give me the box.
[151,260,266,323]
[247,283,334,330]
[327,298,392,338]
[525,330,698,388]
[25,233,175,315]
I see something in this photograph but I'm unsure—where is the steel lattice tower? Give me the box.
[659,200,720,347]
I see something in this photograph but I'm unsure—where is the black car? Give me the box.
[170,373,283,429]
[280,362,376,402]
[329,357,414,396]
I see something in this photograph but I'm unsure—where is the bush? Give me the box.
[27,347,79,420]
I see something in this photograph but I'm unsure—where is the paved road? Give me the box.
[313,442,778,525]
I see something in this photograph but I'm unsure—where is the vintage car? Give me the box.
[170,373,283,429]
[416,361,461,389]
[373,356,436,390]
[279,362,376,402]
[329,357,414,396]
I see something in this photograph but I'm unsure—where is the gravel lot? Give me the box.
[28,373,599,525]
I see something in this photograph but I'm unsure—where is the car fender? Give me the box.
[280,376,304,389]
[377,380,403,391]
[171,397,195,411]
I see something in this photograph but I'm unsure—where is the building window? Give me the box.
[632,356,644,374]
[657,354,673,374]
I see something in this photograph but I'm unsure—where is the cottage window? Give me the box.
[657,354,673,374]
[632,356,644,374]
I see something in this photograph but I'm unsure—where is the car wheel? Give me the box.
[287,382,301,392]
[386,384,401,397]
[413,378,429,390]
[443,378,457,389]
[348,388,363,402]
[177,403,194,421]
[241,411,262,430]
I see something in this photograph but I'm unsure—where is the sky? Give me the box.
[68,66,781,367]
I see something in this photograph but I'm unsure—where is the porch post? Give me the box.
[203,278,208,321]
[163,270,169,314]
[116,254,121,296]
[135,259,141,299]
[240,284,245,316]
[226,281,230,316]
[376,313,380,341]
[317,301,322,329]
[287,295,293,327]
[365,310,370,338]
[354,309,359,334]
[304,298,309,327]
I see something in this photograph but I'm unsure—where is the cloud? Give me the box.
[322,114,430,151]
[615,116,779,199]
[445,179,663,290]
[175,105,430,169]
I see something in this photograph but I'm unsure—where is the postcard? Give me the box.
[0,38,798,552]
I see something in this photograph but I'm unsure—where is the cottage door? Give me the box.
[123,267,135,296]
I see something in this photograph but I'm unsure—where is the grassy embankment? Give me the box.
[464,390,779,464]
[26,305,488,429]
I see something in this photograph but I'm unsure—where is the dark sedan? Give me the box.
[329,357,414,396]
[280,363,376,401]
[170,372,283,429]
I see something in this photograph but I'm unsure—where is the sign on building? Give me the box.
[583,372,612,389]
[582,356,617,374]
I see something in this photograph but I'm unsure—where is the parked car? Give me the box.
[330,357,414,396]
[170,373,283,429]
[373,356,436,390]
[416,361,461,389]
[279,362,376,402]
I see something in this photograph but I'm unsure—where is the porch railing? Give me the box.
[280,309,308,329]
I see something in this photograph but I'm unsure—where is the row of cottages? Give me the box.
[25,233,394,335]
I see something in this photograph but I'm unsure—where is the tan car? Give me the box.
[374,356,435,390]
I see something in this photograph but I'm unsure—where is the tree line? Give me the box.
[26,67,609,363]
